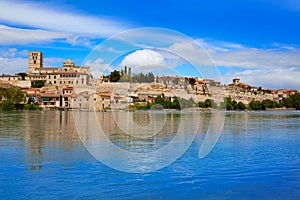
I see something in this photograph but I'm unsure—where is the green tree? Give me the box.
[237,102,246,110]
[17,73,27,80]
[5,87,25,104]
[31,80,45,88]
[188,77,196,86]
[204,99,216,108]
[249,100,262,110]
[198,101,205,108]
[0,87,26,111]
[283,93,300,110]
[0,100,15,111]
[261,99,276,109]
[109,70,121,82]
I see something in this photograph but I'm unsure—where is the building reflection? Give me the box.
[24,111,79,170]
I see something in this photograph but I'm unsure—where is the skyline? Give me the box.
[0,0,300,90]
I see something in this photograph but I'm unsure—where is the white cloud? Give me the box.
[0,57,27,74]
[0,25,68,45]
[165,40,300,89]
[44,57,65,67]
[166,40,300,70]
[85,58,114,78]
[212,48,300,69]
[222,68,300,90]
[168,42,214,66]
[120,49,166,69]
[1,48,17,58]
[0,1,129,37]
[0,1,131,46]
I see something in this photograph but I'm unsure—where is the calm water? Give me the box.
[0,110,300,199]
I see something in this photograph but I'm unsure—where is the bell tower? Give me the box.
[28,51,43,73]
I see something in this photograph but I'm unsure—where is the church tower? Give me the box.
[28,51,43,73]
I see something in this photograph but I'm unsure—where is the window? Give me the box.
[54,81,56,84]
[33,60,36,64]
[54,76,56,79]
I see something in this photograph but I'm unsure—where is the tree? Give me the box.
[124,66,127,75]
[17,73,27,80]
[5,87,25,104]
[249,100,262,110]
[0,87,25,111]
[188,77,196,86]
[0,100,15,111]
[31,80,44,88]
[237,102,246,110]
[204,99,216,108]
[283,93,300,110]
[222,97,246,110]
[109,70,121,82]
[261,99,276,109]
[224,97,235,110]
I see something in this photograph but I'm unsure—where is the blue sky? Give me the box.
[0,0,300,89]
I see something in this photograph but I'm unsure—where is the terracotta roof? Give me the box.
[46,72,87,75]
[62,94,74,97]
[40,68,59,70]
[27,74,46,77]
[28,88,40,91]
[40,93,60,97]
[27,93,37,97]
[97,93,111,97]
[0,75,19,77]
[63,87,74,90]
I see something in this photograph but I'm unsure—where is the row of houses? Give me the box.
[25,87,116,111]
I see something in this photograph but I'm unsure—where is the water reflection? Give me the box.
[1,110,299,173]
[1,110,300,199]
[73,111,215,172]
[0,111,79,170]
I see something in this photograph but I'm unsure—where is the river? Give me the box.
[0,110,299,199]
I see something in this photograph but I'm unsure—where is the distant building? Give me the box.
[233,78,240,85]
[26,51,92,87]
[157,76,186,89]
[0,75,31,89]
[28,51,43,73]
[71,91,114,111]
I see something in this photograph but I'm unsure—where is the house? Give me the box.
[25,88,42,104]
[157,76,187,89]
[72,91,113,111]
[232,78,240,85]
[40,93,60,108]
[0,75,31,89]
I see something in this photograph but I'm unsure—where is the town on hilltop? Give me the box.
[0,50,299,111]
